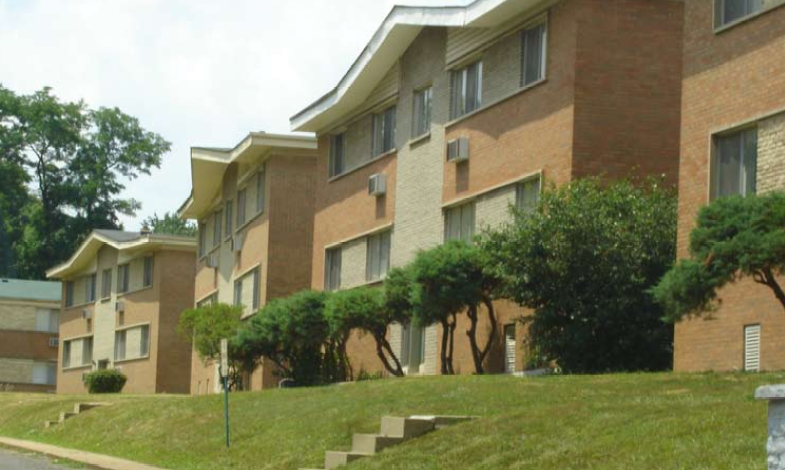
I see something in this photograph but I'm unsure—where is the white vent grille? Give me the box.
[368,174,387,197]
[49,337,59,348]
[744,324,761,372]
[447,137,469,162]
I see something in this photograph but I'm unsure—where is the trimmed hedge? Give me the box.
[83,369,127,394]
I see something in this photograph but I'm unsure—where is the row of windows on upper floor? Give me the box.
[324,177,540,291]
[327,22,547,179]
[64,257,154,308]
[198,164,266,258]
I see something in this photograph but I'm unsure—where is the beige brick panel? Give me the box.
[340,237,368,290]
[757,112,785,194]
[0,358,33,383]
[475,184,517,231]
[0,303,37,331]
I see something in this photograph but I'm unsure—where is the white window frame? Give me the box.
[413,86,433,138]
[366,231,392,282]
[712,127,758,199]
[521,22,547,87]
[450,61,483,120]
[715,0,764,27]
[444,202,476,244]
[324,247,342,291]
[372,106,397,157]
[329,133,345,178]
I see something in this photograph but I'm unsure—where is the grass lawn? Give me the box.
[0,372,778,470]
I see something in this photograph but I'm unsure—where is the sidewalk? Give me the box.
[0,437,170,470]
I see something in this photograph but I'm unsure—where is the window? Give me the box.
[256,166,266,214]
[225,201,234,237]
[62,340,71,368]
[36,309,59,333]
[140,325,150,357]
[101,269,112,298]
[197,293,217,308]
[745,324,761,372]
[85,274,96,303]
[713,127,757,198]
[522,23,547,86]
[143,256,154,288]
[716,0,763,26]
[329,134,345,178]
[450,61,483,120]
[413,87,433,138]
[366,231,391,282]
[252,268,260,311]
[115,330,127,361]
[32,363,56,385]
[444,203,476,243]
[372,106,396,157]
[236,188,247,227]
[233,279,243,307]
[198,221,207,257]
[516,177,541,214]
[325,247,342,291]
[65,282,75,308]
[82,337,93,366]
[213,210,223,247]
[117,264,130,294]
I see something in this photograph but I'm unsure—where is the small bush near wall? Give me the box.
[83,369,127,394]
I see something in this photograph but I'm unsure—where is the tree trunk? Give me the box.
[375,335,404,377]
[763,268,785,313]
[447,313,457,375]
[478,297,498,366]
[440,319,451,375]
[466,305,484,374]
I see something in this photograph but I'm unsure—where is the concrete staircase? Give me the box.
[44,402,107,428]
[302,415,475,470]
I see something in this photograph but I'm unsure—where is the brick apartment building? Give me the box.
[179,132,317,394]
[47,230,196,394]
[290,0,684,376]
[0,279,61,393]
[674,0,785,372]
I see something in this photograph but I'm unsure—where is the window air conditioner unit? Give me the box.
[233,234,245,253]
[49,337,59,348]
[446,137,470,162]
[368,174,387,197]
[115,301,125,313]
[82,310,92,320]
[207,253,220,268]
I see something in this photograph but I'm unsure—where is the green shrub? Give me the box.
[83,369,127,394]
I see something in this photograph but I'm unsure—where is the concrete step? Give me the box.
[351,433,404,454]
[410,415,477,429]
[324,451,371,470]
[43,420,56,429]
[73,403,105,414]
[380,416,435,439]
[58,412,77,423]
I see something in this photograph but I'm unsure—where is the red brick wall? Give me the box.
[674,0,785,371]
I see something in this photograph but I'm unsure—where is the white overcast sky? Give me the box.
[0,0,469,229]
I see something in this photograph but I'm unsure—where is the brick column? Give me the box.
[756,385,785,470]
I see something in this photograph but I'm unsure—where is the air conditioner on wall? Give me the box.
[368,173,387,197]
[207,253,220,268]
[115,301,125,313]
[82,310,92,320]
[446,137,470,162]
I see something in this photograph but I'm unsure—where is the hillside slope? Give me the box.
[0,373,777,470]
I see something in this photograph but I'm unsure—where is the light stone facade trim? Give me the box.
[757,112,785,194]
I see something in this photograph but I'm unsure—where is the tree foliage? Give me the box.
[409,241,500,374]
[237,290,339,386]
[0,84,170,279]
[177,303,249,390]
[324,287,408,377]
[653,192,785,321]
[144,212,197,237]
[481,178,676,373]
